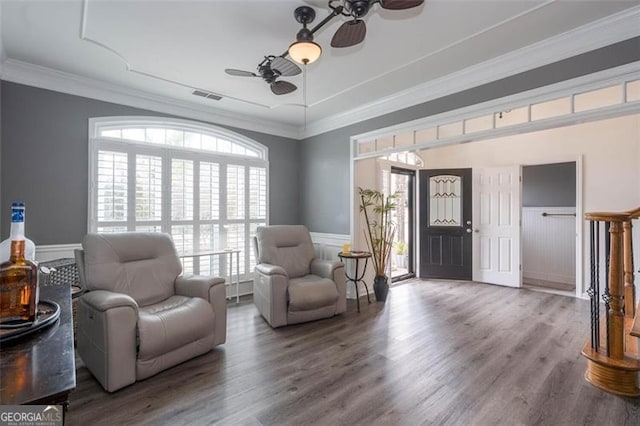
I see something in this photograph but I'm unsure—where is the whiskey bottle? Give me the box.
[0,202,39,324]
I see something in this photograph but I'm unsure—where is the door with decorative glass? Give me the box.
[419,168,472,279]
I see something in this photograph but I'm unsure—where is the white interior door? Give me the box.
[472,166,522,287]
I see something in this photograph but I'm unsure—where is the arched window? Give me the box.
[88,117,268,278]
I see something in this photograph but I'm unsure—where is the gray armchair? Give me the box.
[253,225,346,328]
[75,232,227,392]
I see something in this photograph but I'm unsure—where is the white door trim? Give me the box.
[518,155,584,299]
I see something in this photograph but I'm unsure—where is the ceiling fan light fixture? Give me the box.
[288,40,322,65]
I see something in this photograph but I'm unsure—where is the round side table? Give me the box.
[337,251,372,312]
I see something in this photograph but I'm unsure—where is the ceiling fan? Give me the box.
[224,0,424,95]
[330,0,425,48]
[225,55,302,95]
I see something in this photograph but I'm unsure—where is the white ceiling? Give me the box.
[1,0,639,138]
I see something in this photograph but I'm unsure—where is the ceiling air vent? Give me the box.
[192,90,222,101]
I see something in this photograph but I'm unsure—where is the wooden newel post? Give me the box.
[582,211,640,397]
[623,219,636,318]
[607,221,625,360]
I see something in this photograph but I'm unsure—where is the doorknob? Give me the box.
[474,229,479,233]
[466,228,472,233]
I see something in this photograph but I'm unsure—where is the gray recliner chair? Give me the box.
[253,225,346,328]
[75,232,227,392]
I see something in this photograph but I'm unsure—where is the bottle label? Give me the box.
[11,208,24,223]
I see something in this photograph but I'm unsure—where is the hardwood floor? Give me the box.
[67,280,640,425]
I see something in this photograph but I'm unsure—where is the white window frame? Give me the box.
[87,116,269,279]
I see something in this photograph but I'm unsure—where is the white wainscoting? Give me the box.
[35,243,81,262]
[37,233,361,299]
[310,232,371,300]
[310,232,350,261]
[522,206,576,286]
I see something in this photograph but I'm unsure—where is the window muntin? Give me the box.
[89,118,268,280]
[99,125,262,158]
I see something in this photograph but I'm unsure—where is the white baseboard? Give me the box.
[523,271,575,286]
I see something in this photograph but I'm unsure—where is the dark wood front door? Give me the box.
[419,168,472,280]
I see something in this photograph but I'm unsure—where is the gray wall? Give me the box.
[0,82,300,244]
[300,37,640,234]
[522,162,576,207]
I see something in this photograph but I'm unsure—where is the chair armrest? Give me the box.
[253,264,289,328]
[175,274,225,300]
[255,263,288,277]
[76,290,138,392]
[311,259,346,315]
[311,259,343,280]
[175,274,227,346]
[81,290,138,313]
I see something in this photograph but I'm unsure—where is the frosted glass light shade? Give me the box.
[288,41,322,64]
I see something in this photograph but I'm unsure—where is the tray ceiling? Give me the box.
[1,0,639,136]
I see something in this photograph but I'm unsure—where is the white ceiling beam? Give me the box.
[302,5,640,138]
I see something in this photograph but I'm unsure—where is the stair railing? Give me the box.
[582,208,640,397]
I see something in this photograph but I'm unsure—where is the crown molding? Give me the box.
[302,5,640,138]
[1,5,638,141]
[0,59,301,139]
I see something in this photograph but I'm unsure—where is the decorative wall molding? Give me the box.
[0,59,301,140]
[350,61,640,155]
[522,207,577,287]
[310,232,350,261]
[303,6,640,138]
[35,243,82,262]
[35,242,256,297]
[309,232,372,300]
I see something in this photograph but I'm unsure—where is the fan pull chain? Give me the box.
[303,63,308,129]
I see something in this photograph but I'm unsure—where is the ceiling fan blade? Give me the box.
[331,20,366,48]
[225,69,257,77]
[271,57,302,77]
[270,80,297,95]
[379,0,424,10]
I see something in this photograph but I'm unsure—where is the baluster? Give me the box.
[606,220,625,360]
[587,220,598,350]
[604,222,612,356]
[583,211,640,397]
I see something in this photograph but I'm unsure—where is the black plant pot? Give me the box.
[373,275,389,302]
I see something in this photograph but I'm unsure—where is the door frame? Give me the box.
[517,155,584,298]
[390,166,416,282]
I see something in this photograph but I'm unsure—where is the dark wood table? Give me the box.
[0,282,76,410]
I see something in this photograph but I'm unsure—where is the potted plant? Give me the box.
[358,187,398,302]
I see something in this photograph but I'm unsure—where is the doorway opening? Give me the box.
[521,162,577,295]
[390,167,415,282]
